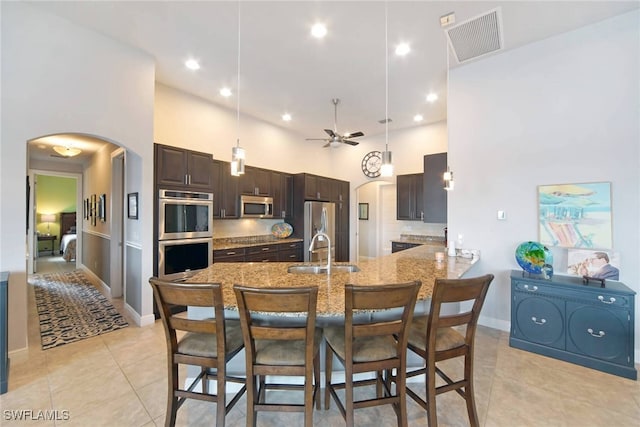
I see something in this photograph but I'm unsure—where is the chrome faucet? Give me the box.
[309,232,331,273]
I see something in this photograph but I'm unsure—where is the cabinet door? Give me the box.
[254,168,271,196]
[512,293,565,349]
[566,302,631,365]
[186,150,213,190]
[304,174,318,200]
[414,174,424,221]
[334,231,348,262]
[245,251,279,263]
[397,174,413,220]
[156,144,187,188]
[316,176,332,200]
[423,153,447,223]
[238,166,258,195]
[212,160,239,218]
[272,171,288,218]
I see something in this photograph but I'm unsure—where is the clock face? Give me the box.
[362,151,382,178]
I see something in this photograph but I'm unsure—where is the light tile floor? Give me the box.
[2,256,639,426]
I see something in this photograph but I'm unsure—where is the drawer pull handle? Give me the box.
[587,328,605,338]
[524,285,538,292]
[531,317,546,325]
[597,295,616,304]
[262,248,270,251]
[226,251,236,255]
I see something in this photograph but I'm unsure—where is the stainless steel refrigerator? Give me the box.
[304,201,335,263]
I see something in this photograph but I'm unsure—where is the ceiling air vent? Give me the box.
[445,8,503,64]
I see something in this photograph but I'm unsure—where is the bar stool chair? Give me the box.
[149,278,246,427]
[233,285,321,427]
[323,281,421,427]
[405,274,494,427]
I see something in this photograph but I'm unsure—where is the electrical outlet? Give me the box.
[497,210,506,220]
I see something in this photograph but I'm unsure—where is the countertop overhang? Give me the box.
[187,244,478,316]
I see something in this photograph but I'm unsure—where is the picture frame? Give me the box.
[91,194,97,226]
[99,194,106,222]
[358,203,369,220]
[128,192,138,220]
[538,182,612,249]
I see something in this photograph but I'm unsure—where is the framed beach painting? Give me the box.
[538,182,612,249]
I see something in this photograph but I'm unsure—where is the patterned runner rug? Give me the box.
[30,270,129,349]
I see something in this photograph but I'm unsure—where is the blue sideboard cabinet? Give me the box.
[510,270,637,380]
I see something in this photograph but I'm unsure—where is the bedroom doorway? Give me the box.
[28,171,82,274]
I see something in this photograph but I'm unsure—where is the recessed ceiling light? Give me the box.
[413,114,424,122]
[220,87,232,97]
[395,43,411,56]
[185,59,200,70]
[282,113,292,122]
[311,23,327,39]
[426,93,438,103]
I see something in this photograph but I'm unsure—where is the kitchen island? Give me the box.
[187,244,479,317]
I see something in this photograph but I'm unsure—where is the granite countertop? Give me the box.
[213,237,303,251]
[187,244,479,316]
[391,234,446,246]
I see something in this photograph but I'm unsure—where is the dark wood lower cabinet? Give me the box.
[214,241,303,263]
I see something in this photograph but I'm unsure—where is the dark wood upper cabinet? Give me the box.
[396,173,423,221]
[212,160,239,219]
[423,152,448,223]
[239,166,272,196]
[155,143,213,191]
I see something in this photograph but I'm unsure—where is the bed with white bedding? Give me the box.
[59,212,77,262]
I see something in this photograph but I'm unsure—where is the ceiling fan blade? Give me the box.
[343,139,360,146]
[305,138,329,141]
[322,142,332,148]
[347,131,364,138]
[324,129,336,138]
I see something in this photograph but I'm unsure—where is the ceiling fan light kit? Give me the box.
[230,1,246,177]
[305,98,364,148]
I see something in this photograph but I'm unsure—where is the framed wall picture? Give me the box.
[99,194,106,222]
[91,194,97,226]
[538,182,612,249]
[128,192,138,219]
[358,203,369,220]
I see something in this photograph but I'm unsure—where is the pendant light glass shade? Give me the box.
[380,150,393,177]
[444,166,454,191]
[230,144,245,176]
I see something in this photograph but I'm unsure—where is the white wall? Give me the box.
[448,9,640,353]
[1,2,156,350]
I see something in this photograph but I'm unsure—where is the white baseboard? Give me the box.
[78,265,111,298]
[478,315,510,332]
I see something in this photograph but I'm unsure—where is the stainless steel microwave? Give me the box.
[240,195,274,218]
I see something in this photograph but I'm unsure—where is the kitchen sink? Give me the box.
[287,264,360,274]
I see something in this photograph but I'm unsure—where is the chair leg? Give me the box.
[324,345,333,410]
[314,351,321,410]
[426,368,438,427]
[165,363,179,427]
[464,355,479,427]
[245,372,257,427]
[216,368,226,427]
[305,358,314,427]
[396,367,408,427]
[345,366,354,427]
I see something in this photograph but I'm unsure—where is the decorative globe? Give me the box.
[515,241,553,275]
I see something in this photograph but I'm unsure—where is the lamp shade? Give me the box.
[41,213,56,223]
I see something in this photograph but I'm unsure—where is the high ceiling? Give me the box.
[27,1,638,156]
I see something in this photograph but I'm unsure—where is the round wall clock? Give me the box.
[362,151,382,178]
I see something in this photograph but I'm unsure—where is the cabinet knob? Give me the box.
[587,328,605,338]
[531,316,546,325]
[261,247,270,251]
[597,295,616,304]
[524,284,538,292]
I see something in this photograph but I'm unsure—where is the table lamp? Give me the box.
[41,213,56,235]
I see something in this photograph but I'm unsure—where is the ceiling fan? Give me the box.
[306,98,364,148]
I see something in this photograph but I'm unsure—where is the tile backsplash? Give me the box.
[213,219,285,238]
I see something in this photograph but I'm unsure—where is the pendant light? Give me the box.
[230,1,245,176]
[380,2,393,177]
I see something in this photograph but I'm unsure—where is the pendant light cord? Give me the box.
[384,1,389,152]
[236,1,241,146]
